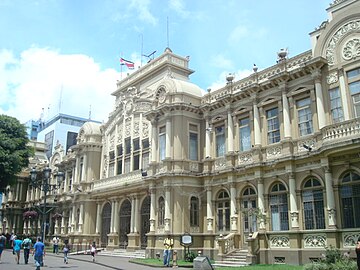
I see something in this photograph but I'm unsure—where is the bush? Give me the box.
[303,262,328,270]
[323,245,342,264]
[185,251,197,262]
[332,259,357,270]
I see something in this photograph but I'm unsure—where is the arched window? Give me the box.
[340,171,360,228]
[190,196,199,227]
[302,178,325,229]
[158,197,165,226]
[269,183,289,231]
[217,190,230,232]
[242,187,257,233]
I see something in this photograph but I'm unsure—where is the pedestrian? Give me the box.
[0,233,6,263]
[63,239,70,264]
[90,241,97,262]
[163,235,173,267]
[356,237,360,270]
[52,235,59,254]
[22,234,32,264]
[12,235,22,264]
[33,237,45,270]
[9,232,15,249]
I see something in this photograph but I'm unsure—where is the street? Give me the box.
[0,249,176,270]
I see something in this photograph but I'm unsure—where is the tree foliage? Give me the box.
[0,114,33,192]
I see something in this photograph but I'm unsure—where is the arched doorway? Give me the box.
[119,200,131,248]
[140,196,150,249]
[101,203,111,248]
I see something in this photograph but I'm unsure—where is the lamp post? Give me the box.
[29,166,64,243]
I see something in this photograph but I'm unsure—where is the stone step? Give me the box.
[99,249,146,259]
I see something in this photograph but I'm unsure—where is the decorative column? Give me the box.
[134,197,139,233]
[82,153,88,182]
[78,203,84,233]
[71,206,75,233]
[113,201,119,233]
[96,203,101,234]
[230,183,237,231]
[227,107,234,153]
[130,197,135,233]
[164,186,171,232]
[280,83,292,138]
[289,173,299,229]
[206,186,213,232]
[205,117,211,158]
[151,120,157,162]
[257,178,265,230]
[165,114,171,159]
[110,201,115,233]
[61,211,65,234]
[338,69,350,120]
[149,185,156,232]
[312,69,326,129]
[325,168,337,228]
[253,98,261,146]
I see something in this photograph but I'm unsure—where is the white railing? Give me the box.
[322,118,360,142]
[93,171,142,190]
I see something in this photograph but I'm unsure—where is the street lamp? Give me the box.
[29,166,64,243]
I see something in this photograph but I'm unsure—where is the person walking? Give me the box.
[163,235,173,267]
[22,234,32,264]
[52,235,59,254]
[90,241,97,262]
[12,235,22,264]
[33,237,45,270]
[63,239,70,264]
[0,233,6,263]
[356,237,360,270]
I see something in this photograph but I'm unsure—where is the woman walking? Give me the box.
[90,241,96,262]
[63,239,70,264]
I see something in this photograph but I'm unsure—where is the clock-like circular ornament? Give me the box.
[158,88,167,103]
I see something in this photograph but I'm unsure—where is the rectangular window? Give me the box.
[133,154,140,170]
[117,160,122,175]
[108,163,115,177]
[329,88,344,123]
[45,130,54,159]
[159,126,166,160]
[239,118,251,151]
[347,68,360,118]
[266,108,280,144]
[297,97,313,136]
[66,131,78,153]
[117,144,123,156]
[142,152,149,170]
[109,151,115,161]
[347,67,360,79]
[133,138,140,151]
[125,138,131,155]
[215,125,225,157]
[142,138,149,149]
[189,133,198,160]
[124,158,130,173]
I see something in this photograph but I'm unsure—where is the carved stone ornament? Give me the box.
[133,121,140,137]
[266,146,281,157]
[326,20,360,66]
[238,153,253,164]
[214,157,226,170]
[270,236,290,248]
[117,125,123,143]
[327,71,338,84]
[142,121,149,138]
[343,233,360,247]
[109,134,115,151]
[342,38,360,61]
[125,121,131,137]
[304,234,326,248]
[157,88,167,103]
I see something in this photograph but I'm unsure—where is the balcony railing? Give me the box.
[322,118,360,143]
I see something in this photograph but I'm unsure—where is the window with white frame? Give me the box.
[347,68,360,117]
[242,187,257,233]
[329,87,344,123]
[159,126,166,161]
[297,97,313,136]
[340,171,360,228]
[217,190,230,232]
[302,178,325,230]
[189,124,198,161]
[266,107,280,144]
[239,118,251,151]
[270,183,289,231]
[158,196,165,226]
[190,196,199,227]
[215,125,225,157]
[142,138,150,170]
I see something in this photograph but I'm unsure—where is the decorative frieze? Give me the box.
[343,232,360,247]
[94,171,142,190]
[304,234,326,248]
[214,157,226,170]
[125,121,131,137]
[142,121,149,138]
[133,121,140,137]
[238,153,253,164]
[270,236,290,248]
[109,135,115,151]
[266,146,282,158]
[327,71,338,84]
[342,38,360,61]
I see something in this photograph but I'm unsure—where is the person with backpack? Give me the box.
[0,233,6,263]
[12,235,22,264]
[22,234,32,264]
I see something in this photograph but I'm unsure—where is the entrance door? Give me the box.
[101,203,111,248]
[119,200,131,248]
[140,196,150,249]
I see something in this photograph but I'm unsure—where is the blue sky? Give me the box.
[0,0,330,123]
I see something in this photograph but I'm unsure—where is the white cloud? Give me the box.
[0,47,120,124]
[228,25,249,44]
[210,54,234,70]
[130,0,158,26]
[168,0,189,18]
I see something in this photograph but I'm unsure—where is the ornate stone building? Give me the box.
[2,0,360,265]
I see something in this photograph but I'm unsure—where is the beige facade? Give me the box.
[1,0,360,265]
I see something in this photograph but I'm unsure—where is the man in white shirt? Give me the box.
[52,236,59,254]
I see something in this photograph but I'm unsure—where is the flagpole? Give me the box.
[120,53,123,80]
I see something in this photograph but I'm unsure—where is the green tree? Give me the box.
[0,114,33,192]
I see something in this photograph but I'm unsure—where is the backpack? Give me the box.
[23,239,30,248]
